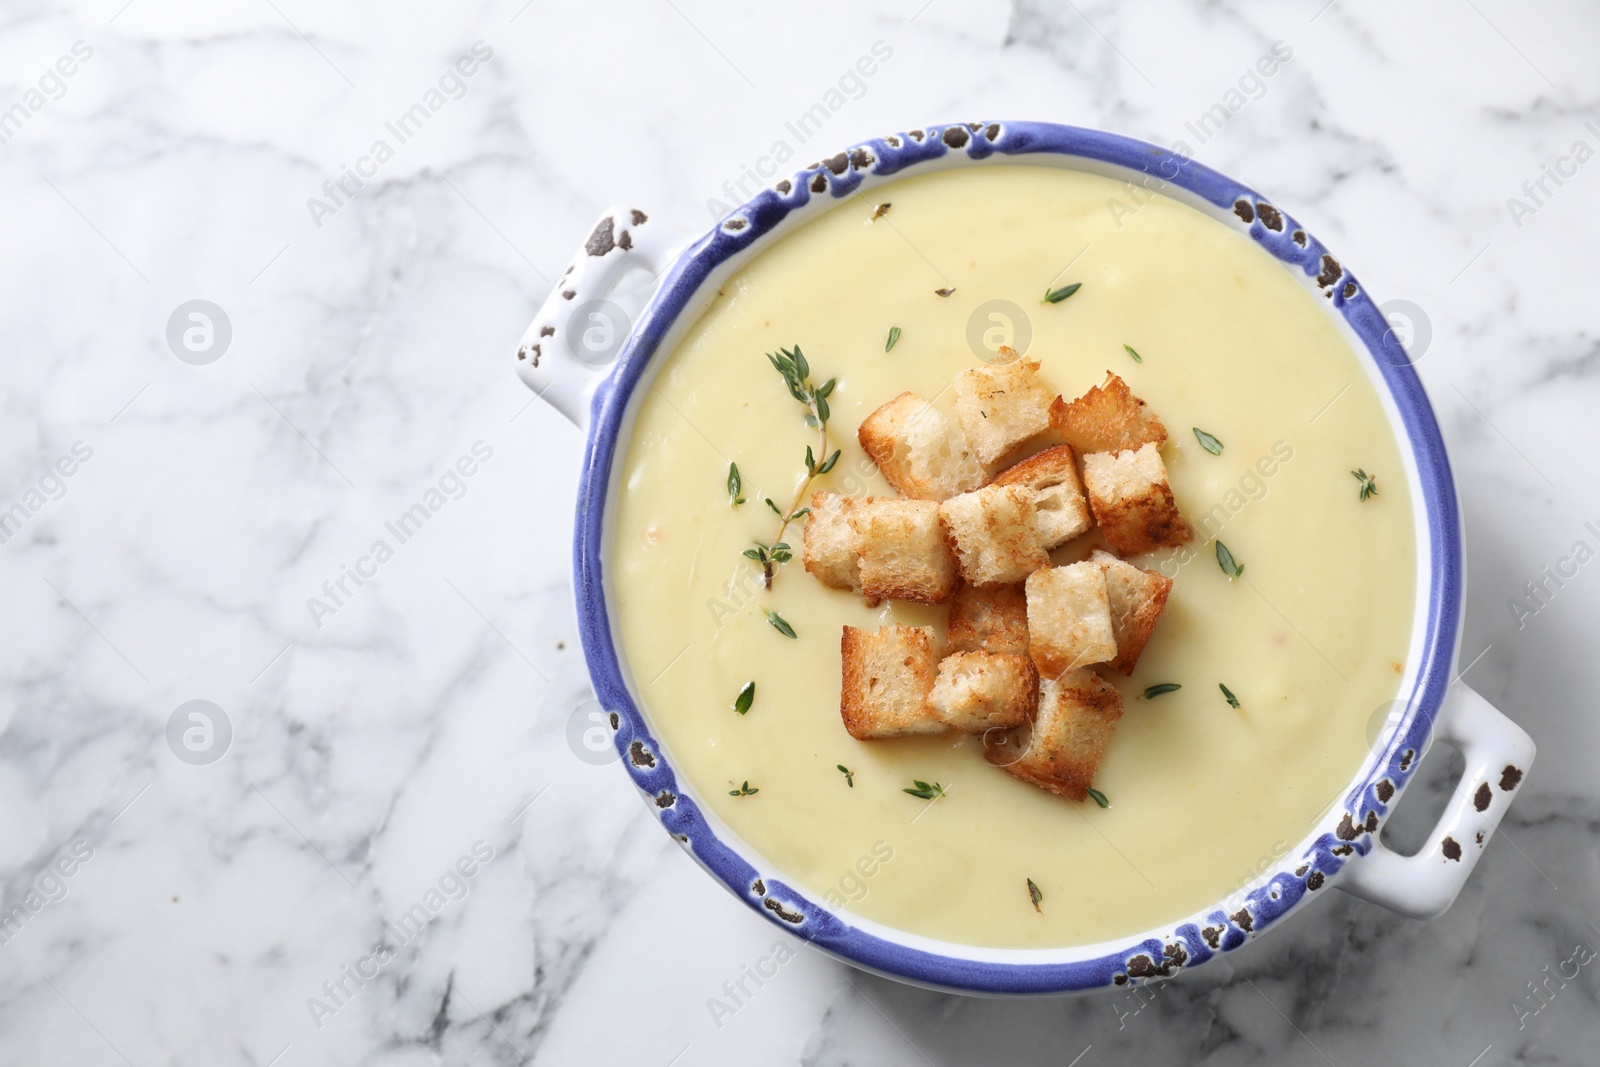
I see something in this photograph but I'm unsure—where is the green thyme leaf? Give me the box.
[769,543,792,564]
[1027,878,1043,913]
[886,325,902,352]
[1124,344,1143,363]
[1216,540,1244,579]
[729,780,758,797]
[871,202,891,220]
[733,681,755,715]
[837,764,854,787]
[742,546,766,563]
[788,507,811,521]
[727,462,745,506]
[817,378,837,399]
[902,779,946,800]
[1193,427,1224,455]
[1352,468,1378,502]
[815,391,831,426]
[934,287,955,297]
[1141,683,1182,699]
[791,345,809,382]
[1085,787,1110,809]
[765,497,782,516]
[804,445,816,474]
[1042,281,1082,304]
[1219,683,1241,709]
[765,610,797,639]
[816,449,841,475]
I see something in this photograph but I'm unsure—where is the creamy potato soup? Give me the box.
[609,165,1415,948]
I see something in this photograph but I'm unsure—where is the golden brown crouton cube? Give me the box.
[1025,562,1116,677]
[1081,443,1193,556]
[840,625,945,740]
[946,583,1029,655]
[850,499,959,604]
[928,651,1040,732]
[938,484,1049,587]
[1090,549,1174,676]
[953,354,1055,466]
[990,444,1092,549]
[1049,371,1168,454]
[983,668,1123,801]
[803,491,866,591]
[858,392,985,501]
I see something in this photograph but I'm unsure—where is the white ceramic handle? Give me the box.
[513,205,682,429]
[1338,683,1535,919]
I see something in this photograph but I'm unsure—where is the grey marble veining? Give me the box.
[1,1,1597,1064]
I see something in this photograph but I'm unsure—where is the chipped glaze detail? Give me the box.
[516,121,1539,995]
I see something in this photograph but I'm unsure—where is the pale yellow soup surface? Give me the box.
[609,165,1416,949]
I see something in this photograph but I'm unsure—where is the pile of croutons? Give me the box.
[803,355,1193,803]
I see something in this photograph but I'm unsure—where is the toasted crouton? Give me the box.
[803,491,865,591]
[938,484,1049,587]
[983,668,1123,801]
[850,499,959,604]
[1025,562,1116,677]
[990,444,1092,549]
[1081,443,1193,556]
[946,583,1029,655]
[1049,371,1168,454]
[840,625,945,740]
[928,651,1040,732]
[1090,548,1174,676]
[858,393,985,501]
[953,355,1055,466]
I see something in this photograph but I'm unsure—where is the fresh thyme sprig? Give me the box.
[837,764,854,787]
[748,345,838,588]
[729,780,759,797]
[1352,468,1378,502]
[903,779,946,800]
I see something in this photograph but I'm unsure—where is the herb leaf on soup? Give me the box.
[903,779,946,800]
[1219,683,1241,709]
[1042,281,1082,304]
[1216,540,1244,579]
[1192,427,1224,455]
[733,681,755,715]
[1027,878,1043,913]
[1352,468,1378,502]
[1140,683,1181,699]
[837,764,854,787]
[1124,344,1143,363]
[1086,787,1110,809]
[886,325,901,352]
[765,609,797,639]
[727,462,745,506]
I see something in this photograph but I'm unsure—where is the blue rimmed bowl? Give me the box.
[512,121,1535,996]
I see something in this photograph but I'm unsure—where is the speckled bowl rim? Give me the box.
[571,121,1460,995]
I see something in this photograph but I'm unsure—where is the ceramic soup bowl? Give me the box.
[512,121,1535,995]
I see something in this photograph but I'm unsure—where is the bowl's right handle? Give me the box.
[513,206,682,429]
[1337,683,1535,919]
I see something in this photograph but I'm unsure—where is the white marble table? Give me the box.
[2,1,1596,1063]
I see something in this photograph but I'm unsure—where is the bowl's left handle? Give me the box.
[1336,683,1535,919]
[514,206,681,430]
